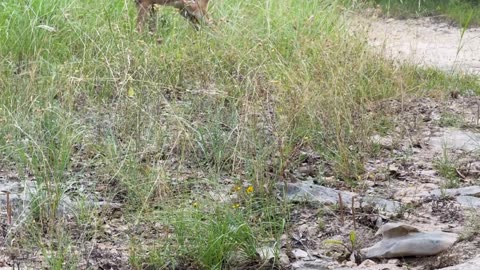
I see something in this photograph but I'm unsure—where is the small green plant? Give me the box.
[324,231,359,261]
[395,202,415,219]
[439,112,463,127]
[434,146,460,188]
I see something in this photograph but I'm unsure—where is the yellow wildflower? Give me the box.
[232,203,240,209]
[127,87,135,98]
[246,186,254,194]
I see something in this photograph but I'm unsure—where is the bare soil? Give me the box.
[362,16,480,75]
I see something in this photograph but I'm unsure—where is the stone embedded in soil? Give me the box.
[459,161,480,178]
[335,263,404,270]
[0,178,122,223]
[359,259,376,267]
[447,186,480,197]
[256,246,275,261]
[362,196,401,213]
[438,255,480,270]
[394,183,439,203]
[279,253,290,265]
[456,196,480,208]
[429,128,480,153]
[292,248,309,259]
[361,223,458,259]
[371,134,394,149]
[291,259,336,270]
[415,186,480,209]
[280,181,401,213]
[0,179,36,216]
[401,186,480,207]
[280,180,355,205]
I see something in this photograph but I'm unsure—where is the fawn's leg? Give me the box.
[178,8,200,30]
[136,1,151,32]
[148,6,157,32]
[194,0,211,25]
[179,1,210,30]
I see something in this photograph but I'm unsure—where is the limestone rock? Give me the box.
[361,223,458,258]
[280,180,355,205]
[429,129,480,153]
[292,248,309,259]
[256,246,275,261]
[279,181,401,213]
[456,196,480,208]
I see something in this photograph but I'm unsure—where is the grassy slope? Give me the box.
[357,0,480,26]
[0,0,479,268]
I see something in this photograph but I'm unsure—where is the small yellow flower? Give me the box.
[234,186,241,192]
[127,87,135,98]
[192,202,198,208]
[232,203,240,209]
[246,186,254,194]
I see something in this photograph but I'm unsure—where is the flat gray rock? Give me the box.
[363,196,401,213]
[279,181,401,213]
[448,186,480,197]
[291,259,334,270]
[0,179,119,222]
[280,181,355,205]
[429,129,480,153]
[421,186,480,197]
[0,180,36,216]
[456,196,480,208]
[415,186,480,209]
[335,263,403,270]
[362,223,458,259]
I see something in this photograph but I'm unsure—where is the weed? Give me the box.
[434,146,460,188]
[439,111,464,127]
[324,231,361,262]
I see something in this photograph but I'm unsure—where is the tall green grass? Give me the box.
[1,0,479,267]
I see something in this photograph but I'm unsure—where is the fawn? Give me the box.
[136,0,211,32]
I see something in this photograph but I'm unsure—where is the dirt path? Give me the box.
[364,17,480,75]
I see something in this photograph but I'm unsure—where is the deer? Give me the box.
[135,0,211,32]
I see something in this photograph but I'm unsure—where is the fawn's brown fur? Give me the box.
[135,0,210,32]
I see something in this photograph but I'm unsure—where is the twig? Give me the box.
[476,101,479,126]
[3,191,12,225]
[338,193,344,226]
[352,196,357,230]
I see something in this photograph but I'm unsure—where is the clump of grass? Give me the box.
[130,195,286,269]
[439,111,464,127]
[434,147,460,188]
